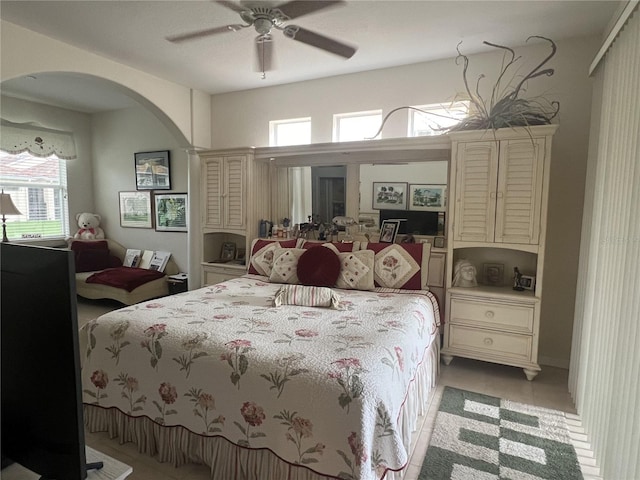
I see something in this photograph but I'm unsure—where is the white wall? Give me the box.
[92,107,189,270]
[0,20,210,149]
[211,35,601,366]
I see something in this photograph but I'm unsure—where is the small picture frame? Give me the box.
[220,242,236,261]
[119,191,153,229]
[235,248,246,262]
[135,150,171,190]
[433,236,445,249]
[483,263,505,287]
[372,182,408,210]
[409,184,447,211]
[379,219,401,243]
[155,193,188,232]
[520,274,536,291]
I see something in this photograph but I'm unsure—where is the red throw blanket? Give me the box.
[86,267,165,292]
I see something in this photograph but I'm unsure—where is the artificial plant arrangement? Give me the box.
[450,35,559,131]
[368,36,559,138]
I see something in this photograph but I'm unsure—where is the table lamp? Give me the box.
[0,190,23,242]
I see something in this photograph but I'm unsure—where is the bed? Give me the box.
[81,240,440,480]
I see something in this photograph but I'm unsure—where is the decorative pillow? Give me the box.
[300,240,360,252]
[297,245,341,287]
[70,240,111,273]
[248,238,298,276]
[335,250,375,290]
[269,248,306,284]
[273,284,341,309]
[360,242,431,290]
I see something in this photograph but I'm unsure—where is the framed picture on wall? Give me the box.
[154,193,188,232]
[372,182,407,210]
[119,191,153,228]
[409,184,447,211]
[135,150,171,190]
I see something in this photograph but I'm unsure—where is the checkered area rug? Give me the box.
[419,386,584,480]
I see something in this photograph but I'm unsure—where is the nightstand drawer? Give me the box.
[449,324,532,361]
[450,297,534,333]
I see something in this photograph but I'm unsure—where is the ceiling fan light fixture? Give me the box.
[253,17,273,35]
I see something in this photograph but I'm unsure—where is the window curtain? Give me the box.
[0,119,77,159]
[569,7,639,480]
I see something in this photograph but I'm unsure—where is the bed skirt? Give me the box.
[84,336,440,480]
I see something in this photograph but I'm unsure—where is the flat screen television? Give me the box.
[1,243,100,479]
[378,209,440,235]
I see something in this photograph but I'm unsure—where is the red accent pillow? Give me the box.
[302,241,356,252]
[71,241,111,273]
[248,239,298,276]
[297,246,341,287]
[362,242,425,290]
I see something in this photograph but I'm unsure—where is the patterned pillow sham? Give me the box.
[248,238,299,276]
[335,250,375,291]
[359,242,431,290]
[272,284,342,309]
[268,248,306,284]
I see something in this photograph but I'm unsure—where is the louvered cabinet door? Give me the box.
[453,141,499,242]
[222,155,246,230]
[202,156,224,229]
[495,138,545,244]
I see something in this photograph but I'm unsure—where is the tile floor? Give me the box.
[77,298,579,480]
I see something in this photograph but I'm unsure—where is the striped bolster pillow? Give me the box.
[273,284,342,309]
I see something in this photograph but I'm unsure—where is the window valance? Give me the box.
[0,119,77,160]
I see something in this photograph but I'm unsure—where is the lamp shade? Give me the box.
[0,192,22,216]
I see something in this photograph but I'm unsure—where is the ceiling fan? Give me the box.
[167,0,357,78]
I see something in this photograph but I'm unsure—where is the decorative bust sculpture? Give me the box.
[453,259,478,287]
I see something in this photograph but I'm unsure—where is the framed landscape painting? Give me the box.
[409,184,447,211]
[372,182,407,210]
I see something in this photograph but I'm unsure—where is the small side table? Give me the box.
[167,273,188,295]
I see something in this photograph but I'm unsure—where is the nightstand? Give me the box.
[167,273,188,294]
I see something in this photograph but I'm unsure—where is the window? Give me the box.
[333,110,382,142]
[0,150,70,241]
[269,118,311,146]
[408,101,470,136]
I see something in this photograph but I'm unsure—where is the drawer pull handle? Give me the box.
[484,337,494,346]
[485,310,495,319]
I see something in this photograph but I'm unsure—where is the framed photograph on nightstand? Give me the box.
[379,219,401,243]
[520,274,536,290]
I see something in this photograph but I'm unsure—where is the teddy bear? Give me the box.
[73,212,105,240]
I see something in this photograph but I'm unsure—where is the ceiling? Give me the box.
[0,1,621,113]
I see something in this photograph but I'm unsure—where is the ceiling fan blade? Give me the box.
[167,24,245,43]
[275,0,344,20]
[255,35,274,74]
[283,26,356,58]
[216,0,246,14]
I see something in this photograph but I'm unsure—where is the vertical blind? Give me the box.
[569,9,639,480]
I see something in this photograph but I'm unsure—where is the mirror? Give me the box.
[278,161,448,234]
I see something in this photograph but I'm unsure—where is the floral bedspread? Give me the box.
[80,276,440,480]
